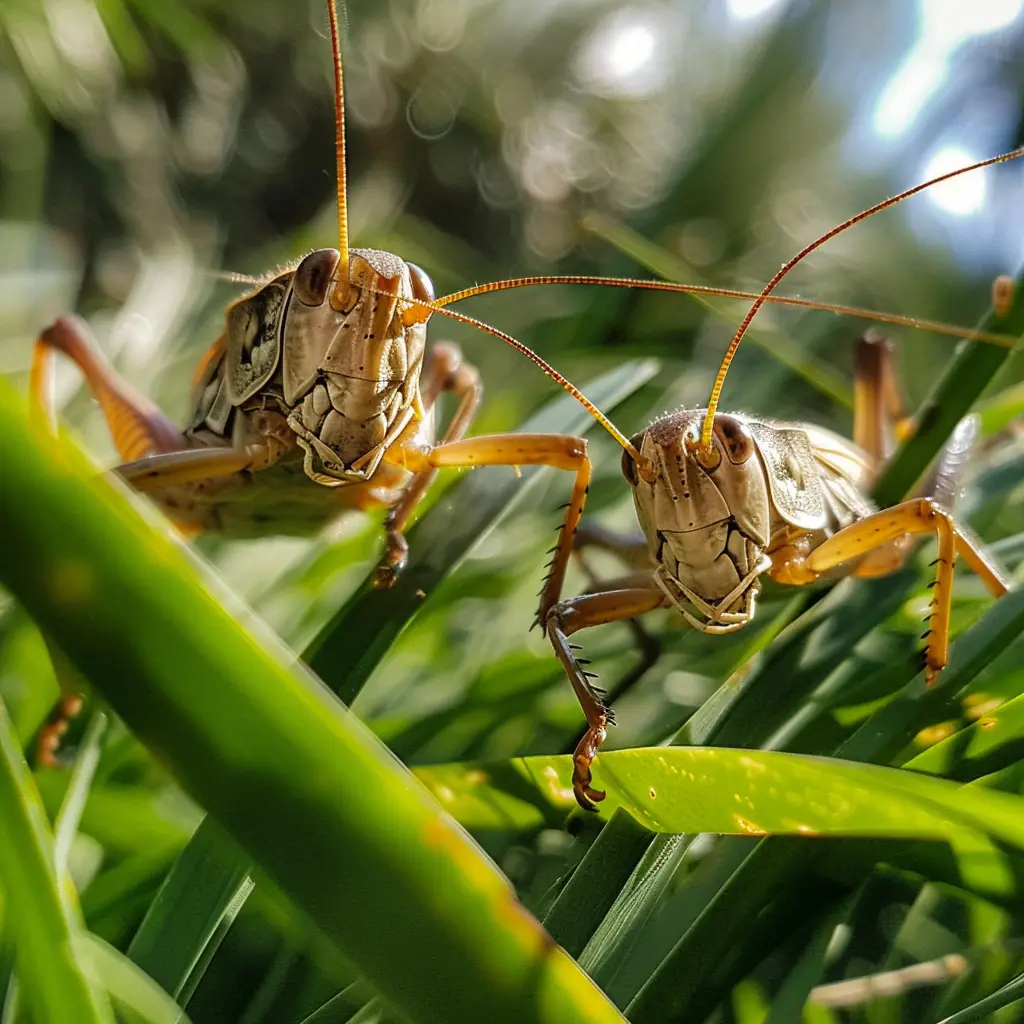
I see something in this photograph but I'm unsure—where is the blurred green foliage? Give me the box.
[3,0,1024,1022]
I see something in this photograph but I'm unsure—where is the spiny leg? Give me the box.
[545,582,668,810]
[571,525,661,707]
[374,342,481,588]
[806,498,1010,683]
[380,431,591,605]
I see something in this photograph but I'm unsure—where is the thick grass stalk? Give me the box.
[0,700,112,1023]
[0,378,624,1024]
[872,263,1024,506]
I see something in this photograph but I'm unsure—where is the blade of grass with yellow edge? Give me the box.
[124,359,658,1004]
[0,373,635,1024]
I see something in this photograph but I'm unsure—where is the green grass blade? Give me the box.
[577,833,690,990]
[127,816,253,1000]
[415,748,1024,846]
[297,982,378,1024]
[53,711,107,872]
[766,910,846,1024]
[936,970,1024,1024]
[119,360,658,1001]
[0,377,625,1024]
[0,700,112,1024]
[81,934,195,1024]
[872,266,1024,507]
[540,809,653,959]
[837,582,1024,766]
[300,993,384,1024]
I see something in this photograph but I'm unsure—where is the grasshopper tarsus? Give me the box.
[572,724,609,812]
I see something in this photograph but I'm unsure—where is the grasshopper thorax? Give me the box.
[622,409,776,633]
[192,247,436,488]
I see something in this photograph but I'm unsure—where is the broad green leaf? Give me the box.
[416,747,1024,847]
[119,360,658,1004]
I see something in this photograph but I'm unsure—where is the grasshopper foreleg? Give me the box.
[377,431,590,590]
[374,342,481,588]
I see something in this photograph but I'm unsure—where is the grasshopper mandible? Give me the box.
[448,151,1022,812]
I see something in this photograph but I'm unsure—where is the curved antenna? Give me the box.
[414,275,1015,347]
[381,286,646,464]
[326,0,351,309]
[696,145,1024,459]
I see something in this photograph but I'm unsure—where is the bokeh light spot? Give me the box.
[921,148,987,216]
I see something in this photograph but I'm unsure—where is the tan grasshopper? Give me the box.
[24,0,595,763]
[408,151,1023,812]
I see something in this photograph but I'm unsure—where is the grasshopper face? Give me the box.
[208,246,436,487]
[622,409,774,632]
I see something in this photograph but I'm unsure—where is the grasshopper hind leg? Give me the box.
[28,316,192,766]
[32,316,187,461]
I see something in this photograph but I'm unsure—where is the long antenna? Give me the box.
[413,275,1015,347]
[384,287,646,463]
[696,145,1024,460]
[376,261,1014,477]
[327,0,351,309]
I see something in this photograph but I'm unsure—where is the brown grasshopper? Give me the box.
[24,0,602,763]
[420,151,1022,812]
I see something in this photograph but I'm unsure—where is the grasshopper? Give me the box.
[435,152,1021,812]
[24,0,601,762]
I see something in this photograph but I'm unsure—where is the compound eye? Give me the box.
[293,249,341,306]
[713,414,755,464]
[407,262,435,305]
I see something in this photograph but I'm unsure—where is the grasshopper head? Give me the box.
[279,247,435,408]
[621,409,773,630]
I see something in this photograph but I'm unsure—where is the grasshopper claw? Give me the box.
[572,723,607,811]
